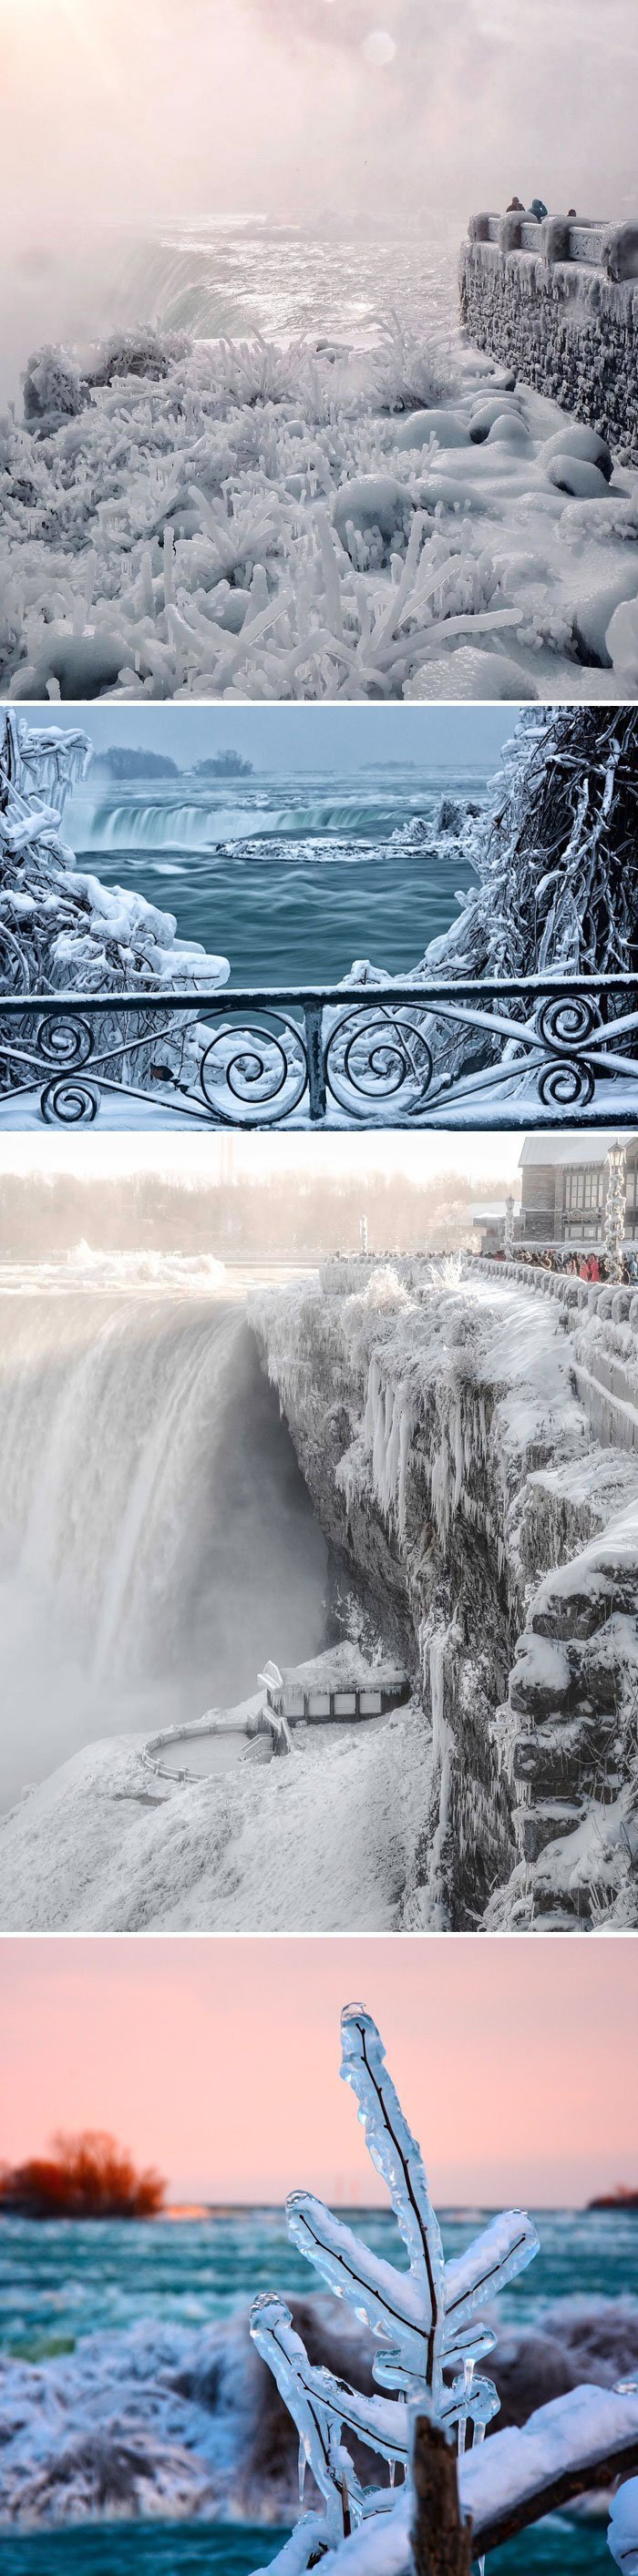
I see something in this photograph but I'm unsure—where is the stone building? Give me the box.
[519,1134,638,1248]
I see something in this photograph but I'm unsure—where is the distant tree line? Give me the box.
[0,1169,500,1259]
[0,2132,166,2220]
[89,748,254,782]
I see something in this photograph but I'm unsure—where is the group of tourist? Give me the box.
[505,194,580,220]
[482,1243,638,1285]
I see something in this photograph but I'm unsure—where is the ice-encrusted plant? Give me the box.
[250,2003,539,2571]
[0,713,229,1100]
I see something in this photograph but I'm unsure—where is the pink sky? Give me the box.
[1,1937,636,2207]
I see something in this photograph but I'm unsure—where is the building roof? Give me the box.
[520,1133,638,1170]
[468,1201,512,1221]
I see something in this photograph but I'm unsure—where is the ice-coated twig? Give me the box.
[250,2005,539,2571]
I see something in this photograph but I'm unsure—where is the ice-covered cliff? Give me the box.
[253,1261,638,1930]
[2,1262,636,1932]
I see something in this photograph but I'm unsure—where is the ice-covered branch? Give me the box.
[250,2006,538,2571]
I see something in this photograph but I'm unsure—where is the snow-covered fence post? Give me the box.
[604,1140,627,1282]
[503,1196,515,1258]
[411,2416,472,2576]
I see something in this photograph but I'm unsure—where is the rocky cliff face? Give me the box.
[252,1262,638,1931]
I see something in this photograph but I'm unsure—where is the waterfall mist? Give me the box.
[0,1287,328,1809]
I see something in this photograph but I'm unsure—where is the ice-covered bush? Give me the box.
[23,344,88,426]
[369,315,460,416]
[422,705,638,982]
[0,714,229,1104]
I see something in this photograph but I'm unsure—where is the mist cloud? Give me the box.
[2,0,636,306]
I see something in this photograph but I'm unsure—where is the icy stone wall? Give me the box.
[253,1263,638,1932]
[459,218,638,456]
[472,1260,638,1457]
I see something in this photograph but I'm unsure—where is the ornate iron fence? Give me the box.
[1,976,638,1130]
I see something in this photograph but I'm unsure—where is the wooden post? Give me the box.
[411,2417,473,2576]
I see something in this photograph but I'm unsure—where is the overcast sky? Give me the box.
[0,1132,525,1190]
[4,1,636,235]
[27,704,514,775]
[3,1936,636,2204]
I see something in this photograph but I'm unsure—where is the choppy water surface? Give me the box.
[111,213,462,351]
[2,2205,635,2358]
[66,764,484,986]
[0,2529,612,2576]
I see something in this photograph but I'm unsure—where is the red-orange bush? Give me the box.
[0,2131,166,2219]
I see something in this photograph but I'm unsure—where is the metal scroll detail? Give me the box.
[324,1007,435,1119]
[199,1012,309,1126]
[0,978,637,1129]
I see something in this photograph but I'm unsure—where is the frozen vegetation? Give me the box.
[0,713,228,999]
[248,2007,638,2574]
[2,1259,638,1931]
[0,711,230,1112]
[3,319,638,702]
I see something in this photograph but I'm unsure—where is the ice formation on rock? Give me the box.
[254,1260,638,1931]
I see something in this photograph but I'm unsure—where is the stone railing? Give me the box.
[471,1255,638,1453]
[459,214,638,454]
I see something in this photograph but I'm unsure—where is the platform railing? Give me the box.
[1,975,638,1130]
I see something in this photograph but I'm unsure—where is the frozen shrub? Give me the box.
[23,344,87,426]
[370,313,459,414]
[87,327,189,385]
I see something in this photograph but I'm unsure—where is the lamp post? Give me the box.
[604,1140,627,1283]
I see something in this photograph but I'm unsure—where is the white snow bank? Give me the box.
[0,1700,427,1935]
[609,2476,638,2574]
[321,2387,638,2573]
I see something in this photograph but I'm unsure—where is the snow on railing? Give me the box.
[2,976,638,1131]
[467,215,638,280]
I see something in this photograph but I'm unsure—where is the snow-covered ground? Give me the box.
[3,326,638,703]
[0,1684,427,1934]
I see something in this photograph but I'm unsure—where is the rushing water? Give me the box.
[0,1278,326,1807]
[3,2205,636,2356]
[1,2208,635,2571]
[0,2529,614,2576]
[64,764,485,986]
[110,214,463,350]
